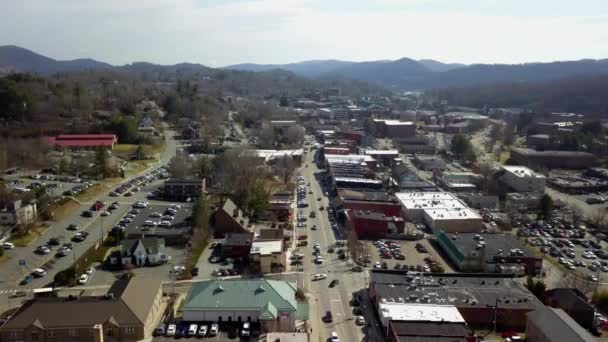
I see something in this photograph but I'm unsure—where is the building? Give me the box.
[345,210,404,239]
[396,192,483,233]
[379,303,473,341]
[412,155,447,171]
[460,193,499,209]
[368,271,543,331]
[393,136,437,154]
[0,277,163,341]
[505,193,543,211]
[267,192,292,222]
[526,307,594,342]
[182,279,308,332]
[544,288,595,330]
[0,200,37,227]
[372,119,416,138]
[110,238,170,267]
[221,233,254,259]
[435,231,543,275]
[48,134,118,150]
[253,149,304,164]
[212,199,251,236]
[163,178,205,200]
[497,165,546,193]
[388,319,474,342]
[250,239,286,274]
[510,147,597,170]
[363,150,400,166]
[527,134,551,149]
[325,154,378,170]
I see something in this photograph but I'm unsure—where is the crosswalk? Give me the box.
[0,289,32,294]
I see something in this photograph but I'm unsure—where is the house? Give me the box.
[250,239,286,274]
[48,134,118,150]
[220,233,254,259]
[182,279,308,332]
[0,277,163,341]
[110,238,170,267]
[0,200,37,227]
[526,307,594,342]
[163,178,205,201]
[544,288,595,330]
[212,199,250,236]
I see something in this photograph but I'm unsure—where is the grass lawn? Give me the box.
[8,224,50,247]
[125,160,154,176]
[46,197,79,221]
[498,150,511,164]
[75,184,105,202]
[113,144,165,155]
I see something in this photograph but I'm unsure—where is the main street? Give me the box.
[295,148,381,342]
[0,130,180,311]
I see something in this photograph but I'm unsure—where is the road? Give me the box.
[0,130,180,312]
[297,149,382,342]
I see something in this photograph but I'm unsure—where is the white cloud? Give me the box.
[0,0,607,66]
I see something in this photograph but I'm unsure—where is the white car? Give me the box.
[315,256,324,264]
[150,212,162,218]
[161,215,174,221]
[100,211,110,217]
[166,324,177,336]
[85,266,95,275]
[197,325,208,337]
[313,274,327,281]
[209,323,219,336]
[187,324,198,337]
[2,242,15,250]
[170,204,181,209]
[32,268,47,277]
[159,221,171,227]
[331,331,339,342]
[78,274,89,285]
[242,322,250,336]
[171,265,186,273]
[355,316,365,325]
[143,220,157,227]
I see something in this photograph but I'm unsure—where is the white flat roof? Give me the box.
[250,240,283,255]
[502,165,545,178]
[373,119,415,126]
[334,177,382,184]
[326,154,376,163]
[396,192,481,220]
[364,150,399,155]
[379,302,465,323]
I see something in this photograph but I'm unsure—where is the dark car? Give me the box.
[81,210,94,218]
[352,266,363,272]
[324,310,333,323]
[327,248,335,253]
[329,279,339,287]
[191,267,199,276]
[67,224,79,231]
[381,262,388,269]
[20,276,33,286]
[394,254,405,260]
[48,237,62,246]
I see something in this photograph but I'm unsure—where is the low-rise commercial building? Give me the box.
[345,210,405,239]
[220,233,254,260]
[526,307,594,342]
[48,134,118,150]
[498,165,546,193]
[544,288,595,330]
[369,271,543,331]
[163,178,205,200]
[435,231,543,275]
[363,150,400,166]
[396,192,483,232]
[0,277,163,341]
[182,279,308,332]
[511,147,597,170]
[250,240,286,274]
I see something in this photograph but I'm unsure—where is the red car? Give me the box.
[394,254,406,260]
[381,253,392,259]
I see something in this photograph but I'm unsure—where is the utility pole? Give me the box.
[99,215,104,246]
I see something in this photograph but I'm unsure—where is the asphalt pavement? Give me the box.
[0,130,180,313]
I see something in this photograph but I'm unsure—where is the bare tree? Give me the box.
[168,154,193,178]
[258,126,276,148]
[285,126,305,146]
[273,155,296,185]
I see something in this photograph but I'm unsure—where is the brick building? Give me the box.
[345,210,404,239]
[211,199,250,237]
[163,178,205,200]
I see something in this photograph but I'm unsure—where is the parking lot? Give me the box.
[152,322,261,341]
[363,238,454,273]
[517,215,608,283]
[113,203,191,236]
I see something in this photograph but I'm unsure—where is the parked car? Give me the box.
[197,325,208,337]
[2,242,14,250]
[209,323,219,336]
[154,324,166,336]
[165,324,176,336]
[78,274,89,285]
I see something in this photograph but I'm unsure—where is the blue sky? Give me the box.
[1,0,607,66]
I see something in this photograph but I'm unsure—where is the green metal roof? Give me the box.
[260,302,278,320]
[296,303,309,321]
[183,279,298,315]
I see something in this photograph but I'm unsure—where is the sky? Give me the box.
[1,0,608,67]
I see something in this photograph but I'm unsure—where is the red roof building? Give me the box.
[48,134,118,149]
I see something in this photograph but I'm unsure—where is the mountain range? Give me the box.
[3,45,608,91]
